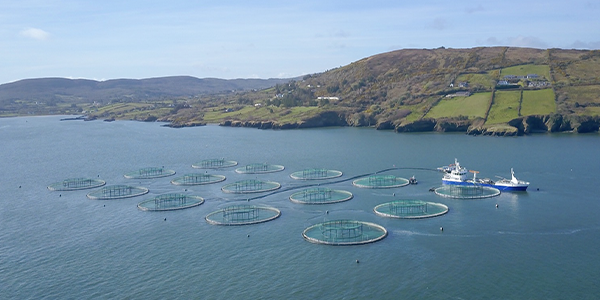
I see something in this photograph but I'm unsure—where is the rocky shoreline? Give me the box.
[80,110,600,136]
[212,111,600,136]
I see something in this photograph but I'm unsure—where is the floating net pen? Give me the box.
[171,173,226,186]
[205,205,281,226]
[48,178,106,191]
[124,167,176,179]
[352,175,409,189]
[374,200,449,219]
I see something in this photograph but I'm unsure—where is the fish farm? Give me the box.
[191,158,238,169]
[47,178,106,191]
[302,219,388,245]
[221,179,281,194]
[46,153,526,247]
[352,175,410,189]
[374,200,449,219]
[235,163,285,174]
[124,167,176,179]
[205,205,281,226]
[290,168,343,180]
[86,185,149,200]
[137,193,204,211]
[289,187,353,204]
[170,173,226,186]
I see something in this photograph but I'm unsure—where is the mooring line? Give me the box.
[232,167,439,202]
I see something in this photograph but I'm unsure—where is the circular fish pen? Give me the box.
[221,179,281,194]
[47,178,106,191]
[352,175,410,189]
[205,205,281,226]
[289,188,353,204]
[171,173,226,186]
[290,168,343,180]
[235,163,284,174]
[192,158,238,169]
[124,167,176,179]
[137,193,204,211]
[87,185,149,200]
[374,200,449,219]
[434,185,500,199]
[302,219,387,246]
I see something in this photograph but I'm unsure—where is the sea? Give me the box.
[1,116,599,299]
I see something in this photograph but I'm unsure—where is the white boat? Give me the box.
[440,159,529,191]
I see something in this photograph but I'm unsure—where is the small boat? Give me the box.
[440,159,529,191]
[486,168,529,191]
[409,176,418,184]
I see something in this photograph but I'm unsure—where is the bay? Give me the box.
[1,116,599,299]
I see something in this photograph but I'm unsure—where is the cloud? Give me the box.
[507,36,548,48]
[569,40,600,49]
[465,4,484,14]
[429,17,449,30]
[477,36,548,48]
[20,28,50,40]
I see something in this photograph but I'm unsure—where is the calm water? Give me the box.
[1,116,599,299]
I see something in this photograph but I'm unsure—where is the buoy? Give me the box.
[247,234,250,237]
[59,194,61,197]
[326,210,329,214]
[495,204,499,208]
[356,260,359,263]
[164,218,166,221]
[185,189,187,191]
[19,186,21,188]
[103,205,105,207]
[247,199,250,202]
[393,193,395,196]
[537,188,539,191]
[440,227,443,231]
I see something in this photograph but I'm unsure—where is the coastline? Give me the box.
[21,112,600,136]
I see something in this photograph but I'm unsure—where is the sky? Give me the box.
[1,0,599,84]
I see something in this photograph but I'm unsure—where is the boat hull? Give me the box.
[442,180,528,191]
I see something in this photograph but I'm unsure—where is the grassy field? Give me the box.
[202,105,322,124]
[400,96,441,122]
[425,92,490,119]
[94,103,155,114]
[521,89,555,116]
[500,64,550,79]
[566,56,600,81]
[455,73,496,89]
[559,85,600,105]
[486,90,521,124]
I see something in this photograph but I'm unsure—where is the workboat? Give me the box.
[439,159,529,191]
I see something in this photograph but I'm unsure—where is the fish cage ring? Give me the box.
[235,163,285,174]
[221,179,281,194]
[290,168,343,180]
[124,167,176,179]
[374,200,449,219]
[352,175,410,189]
[171,173,226,186]
[192,158,238,169]
[302,219,387,246]
[289,188,353,204]
[137,193,204,211]
[205,205,281,226]
[48,178,106,191]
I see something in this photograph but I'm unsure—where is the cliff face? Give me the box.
[507,114,600,134]
[219,111,348,129]
[390,114,600,136]
[219,112,600,135]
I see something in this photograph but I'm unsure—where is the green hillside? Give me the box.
[3,47,600,134]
